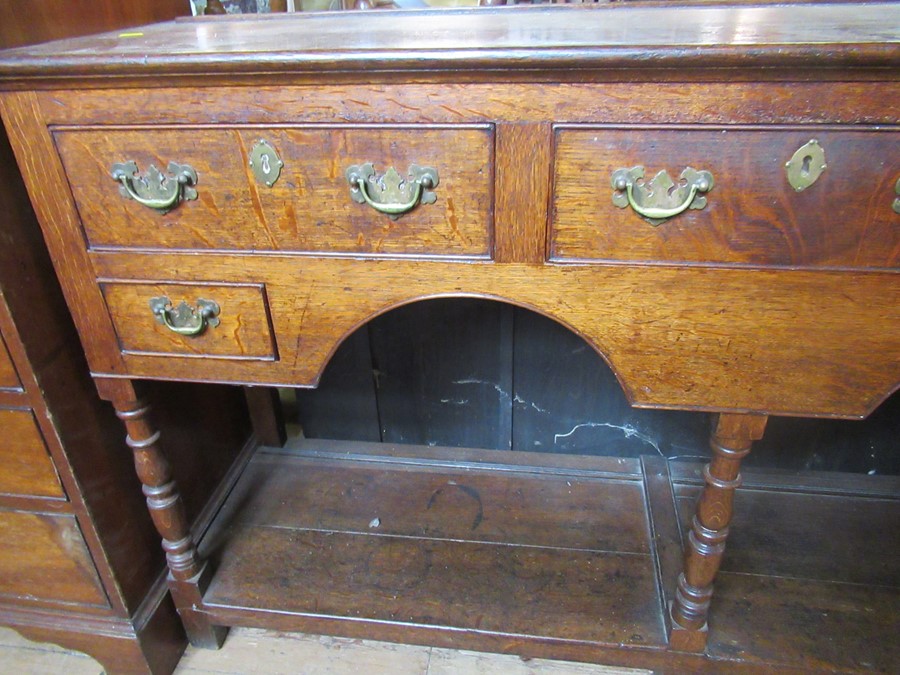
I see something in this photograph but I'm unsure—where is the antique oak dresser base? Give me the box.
[0,4,897,671]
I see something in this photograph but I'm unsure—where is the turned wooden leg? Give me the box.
[669,412,767,652]
[96,378,227,649]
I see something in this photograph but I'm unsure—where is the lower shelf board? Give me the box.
[197,439,900,673]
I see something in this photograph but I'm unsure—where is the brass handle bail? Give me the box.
[149,297,220,337]
[346,163,439,220]
[611,166,713,226]
[111,161,198,214]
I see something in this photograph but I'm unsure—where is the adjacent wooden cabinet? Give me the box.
[0,10,255,672]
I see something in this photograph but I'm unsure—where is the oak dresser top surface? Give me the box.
[0,3,897,85]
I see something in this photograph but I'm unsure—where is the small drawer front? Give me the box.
[0,335,20,390]
[102,282,276,360]
[0,410,64,499]
[551,127,899,268]
[0,509,107,606]
[54,126,493,258]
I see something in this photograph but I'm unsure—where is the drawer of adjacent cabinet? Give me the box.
[0,508,107,606]
[550,127,900,268]
[100,281,277,361]
[53,125,494,258]
[0,409,65,498]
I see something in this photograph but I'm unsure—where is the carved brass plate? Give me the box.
[249,139,284,187]
[149,297,220,337]
[110,161,198,214]
[346,163,439,220]
[785,139,827,192]
[611,166,713,226]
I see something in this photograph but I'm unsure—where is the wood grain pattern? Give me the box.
[551,127,900,269]
[101,281,276,360]
[0,333,19,389]
[495,123,551,263]
[54,126,493,257]
[92,253,900,419]
[0,510,107,607]
[0,410,64,499]
[35,83,900,129]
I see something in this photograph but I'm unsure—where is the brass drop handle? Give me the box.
[346,163,439,219]
[149,297,220,337]
[111,161,198,214]
[611,166,714,226]
[894,177,900,215]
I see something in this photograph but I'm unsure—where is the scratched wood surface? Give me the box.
[551,127,900,269]
[54,126,493,257]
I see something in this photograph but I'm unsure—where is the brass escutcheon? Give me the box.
[249,139,283,187]
[785,140,827,192]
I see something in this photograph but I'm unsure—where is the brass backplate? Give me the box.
[785,140,827,192]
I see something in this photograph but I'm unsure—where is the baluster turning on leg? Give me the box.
[669,413,768,652]
[97,378,227,649]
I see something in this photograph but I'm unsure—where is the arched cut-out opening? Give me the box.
[291,297,899,475]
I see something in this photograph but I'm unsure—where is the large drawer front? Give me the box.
[0,410,64,499]
[102,282,277,360]
[0,335,19,390]
[55,126,493,258]
[551,127,899,268]
[0,509,107,606]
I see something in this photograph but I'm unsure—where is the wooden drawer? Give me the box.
[101,281,277,360]
[0,508,107,606]
[0,409,64,498]
[54,125,494,258]
[0,334,20,390]
[551,127,900,268]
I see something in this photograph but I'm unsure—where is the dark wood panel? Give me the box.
[214,446,650,553]
[295,326,381,442]
[707,573,900,673]
[368,298,514,449]
[207,527,663,646]
[512,307,710,456]
[675,485,900,587]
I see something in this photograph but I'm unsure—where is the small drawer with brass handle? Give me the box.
[551,126,899,269]
[101,282,276,360]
